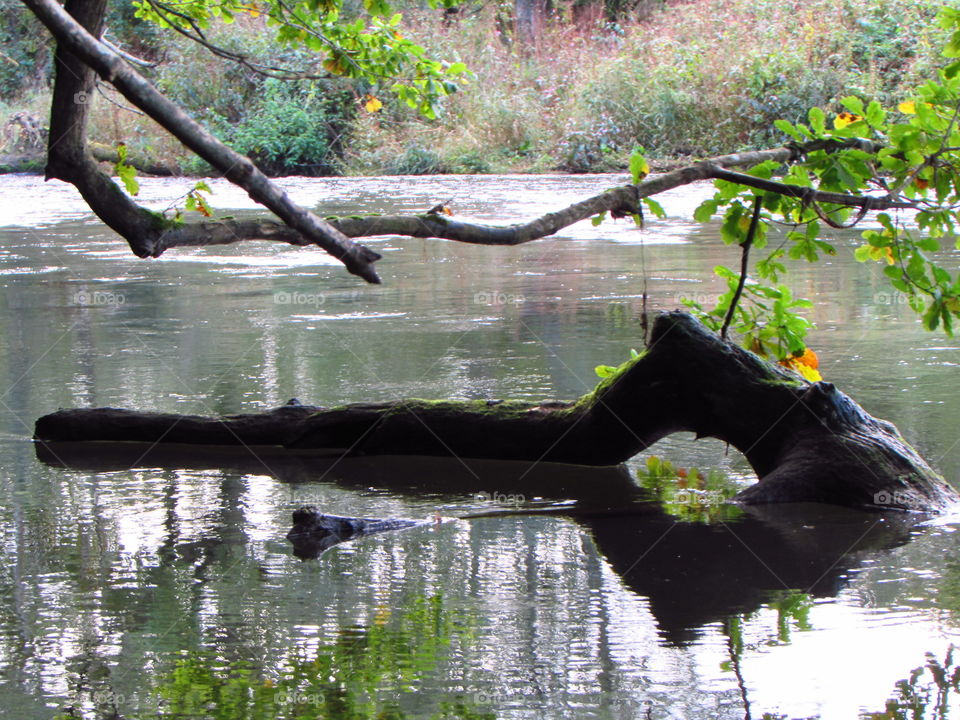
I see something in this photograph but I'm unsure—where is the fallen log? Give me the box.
[33,311,959,512]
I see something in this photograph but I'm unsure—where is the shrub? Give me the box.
[225,78,355,176]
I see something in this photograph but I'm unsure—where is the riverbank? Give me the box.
[0,0,946,176]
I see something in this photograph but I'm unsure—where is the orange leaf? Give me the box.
[797,347,819,369]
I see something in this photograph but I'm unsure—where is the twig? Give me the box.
[721,195,763,341]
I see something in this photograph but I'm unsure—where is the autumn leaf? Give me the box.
[779,348,822,382]
[363,94,383,113]
[833,112,863,129]
[323,56,346,75]
[791,347,819,369]
[898,101,916,114]
[629,150,650,184]
[187,190,212,217]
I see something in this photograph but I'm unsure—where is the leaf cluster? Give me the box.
[690,5,960,364]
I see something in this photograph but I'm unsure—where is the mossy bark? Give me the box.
[34,312,958,512]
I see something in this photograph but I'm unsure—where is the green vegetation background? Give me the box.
[0,0,948,175]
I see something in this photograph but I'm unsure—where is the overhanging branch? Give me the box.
[158,148,914,252]
[23,0,382,283]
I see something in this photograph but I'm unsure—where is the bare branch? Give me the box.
[157,146,917,254]
[101,35,158,68]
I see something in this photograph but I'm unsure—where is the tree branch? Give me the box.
[157,147,917,254]
[721,195,762,340]
[23,0,382,283]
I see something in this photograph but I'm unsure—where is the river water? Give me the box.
[1,172,959,719]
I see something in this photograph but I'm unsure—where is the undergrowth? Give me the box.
[0,0,948,174]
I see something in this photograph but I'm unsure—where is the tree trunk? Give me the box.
[33,312,958,512]
[514,0,548,50]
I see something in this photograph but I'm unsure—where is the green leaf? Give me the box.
[643,197,667,219]
[774,118,803,141]
[594,365,617,378]
[839,96,865,115]
[808,106,826,135]
[865,100,886,129]
[693,199,719,223]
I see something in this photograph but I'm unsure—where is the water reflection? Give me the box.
[36,445,924,648]
[3,174,960,719]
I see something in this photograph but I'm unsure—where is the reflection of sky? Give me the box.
[1,174,960,718]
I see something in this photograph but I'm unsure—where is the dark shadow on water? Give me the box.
[36,441,925,645]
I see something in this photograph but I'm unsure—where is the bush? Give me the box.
[388,142,446,174]
[225,78,355,176]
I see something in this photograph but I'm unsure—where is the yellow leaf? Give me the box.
[779,356,823,382]
[794,363,822,382]
[898,101,916,114]
[364,95,383,113]
[833,112,863,129]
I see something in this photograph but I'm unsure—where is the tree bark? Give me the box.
[33,312,958,512]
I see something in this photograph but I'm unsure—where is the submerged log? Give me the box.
[33,312,958,512]
[286,507,427,559]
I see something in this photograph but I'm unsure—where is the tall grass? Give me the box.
[342,0,945,173]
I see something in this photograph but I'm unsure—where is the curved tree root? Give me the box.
[34,312,958,512]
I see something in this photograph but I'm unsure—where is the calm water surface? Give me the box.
[1,173,959,719]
